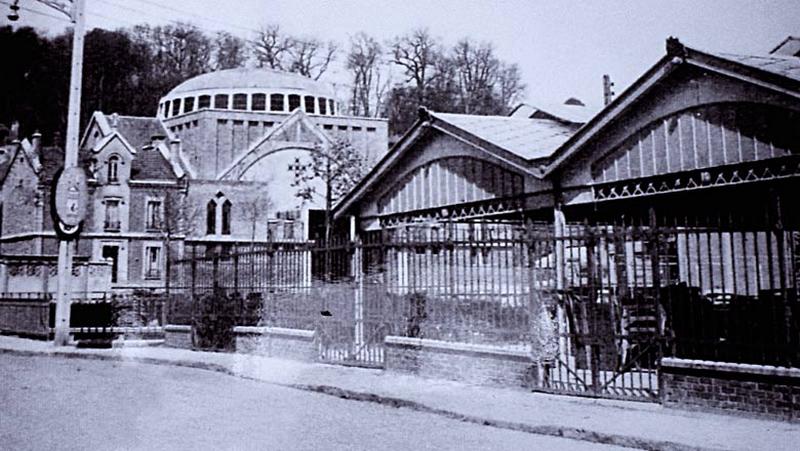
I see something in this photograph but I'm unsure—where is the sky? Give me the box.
[3,0,799,112]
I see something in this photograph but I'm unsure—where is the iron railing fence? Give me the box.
[549,219,798,364]
[0,290,169,339]
[165,215,798,369]
[172,226,545,350]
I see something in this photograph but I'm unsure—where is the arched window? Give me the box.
[304,96,315,114]
[270,94,285,112]
[198,95,211,109]
[221,199,232,235]
[288,94,301,111]
[206,199,216,234]
[107,155,120,183]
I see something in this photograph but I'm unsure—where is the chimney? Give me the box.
[151,134,167,149]
[9,121,19,142]
[169,138,181,161]
[31,131,41,153]
[110,113,119,129]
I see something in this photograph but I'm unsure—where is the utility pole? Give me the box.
[603,74,615,106]
[54,0,87,346]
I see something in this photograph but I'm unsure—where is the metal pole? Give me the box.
[54,0,86,346]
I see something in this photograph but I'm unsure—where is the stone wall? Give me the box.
[164,324,192,349]
[0,257,111,294]
[384,336,536,389]
[661,358,800,421]
[234,326,317,362]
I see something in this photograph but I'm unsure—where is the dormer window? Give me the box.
[108,155,120,183]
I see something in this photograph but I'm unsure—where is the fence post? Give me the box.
[553,205,569,356]
[648,208,664,339]
[190,244,197,346]
[234,253,239,293]
[772,192,793,364]
[351,216,364,360]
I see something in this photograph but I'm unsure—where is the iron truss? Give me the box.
[592,155,800,202]
[378,197,525,228]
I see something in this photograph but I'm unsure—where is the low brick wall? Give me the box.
[385,336,536,389]
[164,325,192,349]
[234,326,317,362]
[661,358,800,421]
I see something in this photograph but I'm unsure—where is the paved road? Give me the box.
[0,354,631,451]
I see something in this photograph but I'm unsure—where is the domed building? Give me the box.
[74,68,388,288]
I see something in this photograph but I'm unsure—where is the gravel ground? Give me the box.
[0,354,632,451]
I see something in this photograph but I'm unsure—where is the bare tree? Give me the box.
[496,62,526,114]
[240,191,274,248]
[213,31,248,70]
[292,139,366,241]
[389,28,441,104]
[347,33,381,117]
[452,38,499,114]
[252,24,291,70]
[288,37,338,80]
[140,23,213,78]
[372,65,392,118]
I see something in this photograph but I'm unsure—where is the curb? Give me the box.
[1,347,719,451]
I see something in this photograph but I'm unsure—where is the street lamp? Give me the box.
[10,0,89,345]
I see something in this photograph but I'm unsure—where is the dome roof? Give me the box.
[165,68,335,98]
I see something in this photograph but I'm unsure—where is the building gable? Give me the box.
[0,145,43,241]
[217,109,331,181]
[377,155,524,217]
[80,112,112,151]
[548,39,800,179]
[340,127,536,222]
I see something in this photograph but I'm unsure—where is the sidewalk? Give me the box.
[1,336,797,451]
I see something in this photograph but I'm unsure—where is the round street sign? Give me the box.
[54,166,88,227]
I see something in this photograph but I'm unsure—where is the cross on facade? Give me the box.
[288,157,308,177]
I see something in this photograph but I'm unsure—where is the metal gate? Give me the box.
[529,224,667,401]
[531,214,799,401]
